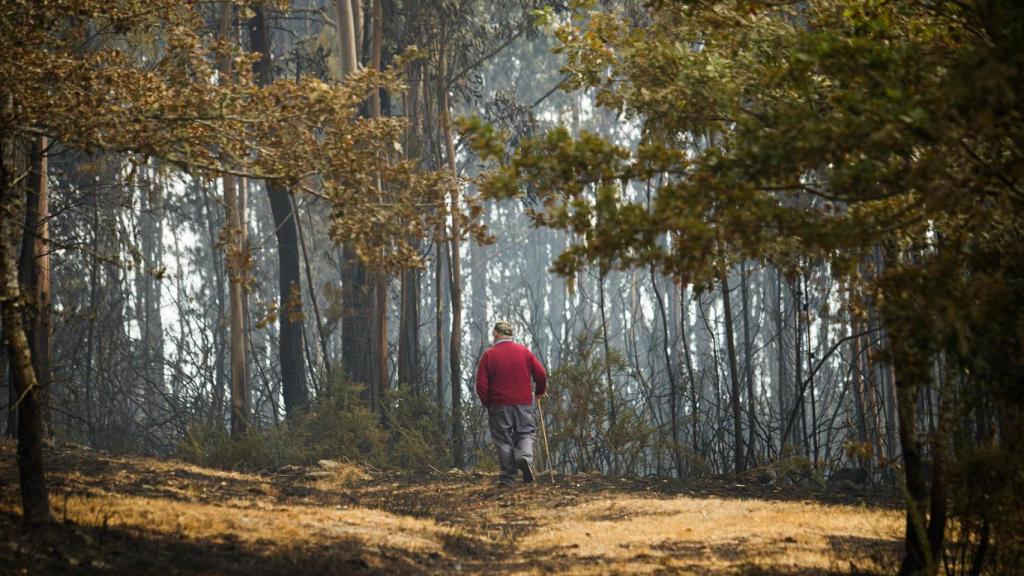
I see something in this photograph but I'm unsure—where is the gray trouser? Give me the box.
[488,404,536,484]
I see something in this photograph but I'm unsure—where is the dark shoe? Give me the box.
[518,458,534,483]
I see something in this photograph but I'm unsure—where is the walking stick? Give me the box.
[536,396,555,483]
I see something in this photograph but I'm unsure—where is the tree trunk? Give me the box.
[26,138,51,436]
[469,210,488,360]
[895,366,930,574]
[598,267,616,473]
[332,0,374,398]
[651,266,681,478]
[774,268,788,452]
[792,275,804,455]
[398,267,419,389]
[225,170,248,436]
[350,0,364,64]
[4,345,12,438]
[83,176,101,443]
[250,5,308,416]
[220,2,248,436]
[398,54,422,392]
[370,0,388,416]
[435,236,446,413]
[336,0,359,75]
[293,194,330,377]
[805,274,819,464]
[740,261,757,467]
[439,36,464,468]
[135,162,163,416]
[850,317,871,469]
[719,265,745,473]
[1,133,51,525]
[680,283,700,457]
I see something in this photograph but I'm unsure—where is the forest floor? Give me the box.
[0,440,905,575]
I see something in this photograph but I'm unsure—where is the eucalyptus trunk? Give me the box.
[719,266,745,473]
[221,3,248,436]
[250,5,308,416]
[439,36,464,468]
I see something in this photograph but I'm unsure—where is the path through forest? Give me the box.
[0,441,903,574]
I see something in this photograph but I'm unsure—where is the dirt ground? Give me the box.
[0,441,904,574]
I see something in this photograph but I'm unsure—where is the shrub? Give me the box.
[178,372,393,471]
[544,332,653,476]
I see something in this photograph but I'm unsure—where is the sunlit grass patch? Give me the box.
[522,495,902,574]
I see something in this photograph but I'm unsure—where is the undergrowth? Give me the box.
[178,372,450,472]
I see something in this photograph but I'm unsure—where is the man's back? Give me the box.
[476,340,547,407]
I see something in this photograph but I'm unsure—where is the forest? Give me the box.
[0,1,1021,575]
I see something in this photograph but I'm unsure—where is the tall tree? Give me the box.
[1,134,50,524]
[369,0,388,415]
[439,30,465,467]
[249,4,308,417]
[335,0,373,394]
[719,265,745,473]
[23,138,52,435]
[221,2,249,435]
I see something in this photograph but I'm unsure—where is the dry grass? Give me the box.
[0,441,904,574]
[521,495,901,574]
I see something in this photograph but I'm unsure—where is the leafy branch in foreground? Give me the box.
[0,0,455,525]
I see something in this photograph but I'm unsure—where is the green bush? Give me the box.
[178,371,418,471]
[382,386,451,469]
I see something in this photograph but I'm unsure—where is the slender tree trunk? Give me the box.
[792,275,804,454]
[135,164,154,413]
[369,0,388,416]
[439,35,464,468]
[651,266,681,478]
[469,210,488,360]
[435,235,445,413]
[351,0,364,63]
[221,2,248,436]
[83,177,101,443]
[805,274,819,464]
[333,0,374,397]
[680,283,700,457]
[336,0,358,75]
[740,261,757,467]
[774,268,788,452]
[926,363,951,567]
[398,57,422,392]
[27,138,51,437]
[201,185,228,423]
[239,176,251,401]
[719,265,745,473]
[598,267,617,473]
[398,267,419,388]
[293,194,330,374]
[895,365,931,575]
[851,317,870,468]
[1,133,51,525]
[149,169,165,401]
[250,5,308,415]
[225,170,248,436]
[4,345,12,438]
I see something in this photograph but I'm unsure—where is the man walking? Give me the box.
[476,320,547,487]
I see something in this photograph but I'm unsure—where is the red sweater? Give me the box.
[475,340,547,407]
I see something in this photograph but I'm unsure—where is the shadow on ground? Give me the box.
[0,441,903,575]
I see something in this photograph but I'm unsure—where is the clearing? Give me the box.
[0,441,903,574]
